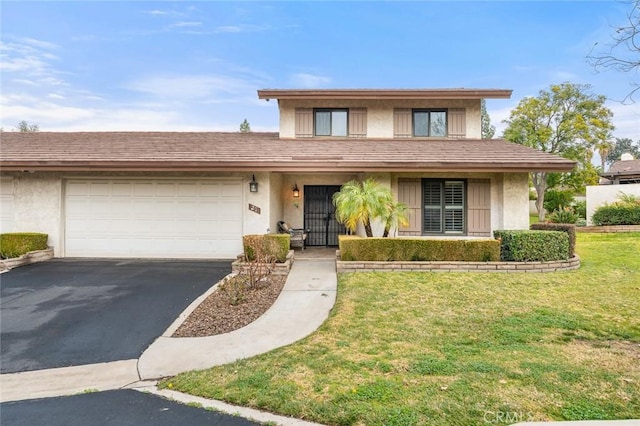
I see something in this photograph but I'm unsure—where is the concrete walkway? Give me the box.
[138,259,337,379]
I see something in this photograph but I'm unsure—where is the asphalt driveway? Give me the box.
[0,259,231,374]
[1,390,260,426]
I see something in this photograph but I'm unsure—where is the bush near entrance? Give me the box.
[338,236,500,262]
[242,234,290,263]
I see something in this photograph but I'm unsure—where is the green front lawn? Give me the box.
[164,233,640,425]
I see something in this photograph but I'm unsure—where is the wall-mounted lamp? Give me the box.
[292,183,300,198]
[249,175,258,193]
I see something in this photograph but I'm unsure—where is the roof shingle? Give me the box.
[0,132,575,172]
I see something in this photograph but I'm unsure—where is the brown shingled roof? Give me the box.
[0,132,575,172]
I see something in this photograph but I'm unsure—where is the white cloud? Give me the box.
[18,37,58,50]
[170,21,202,28]
[124,74,255,99]
[288,73,331,88]
[607,101,640,141]
[213,24,270,34]
[549,70,580,82]
[47,93,65,100]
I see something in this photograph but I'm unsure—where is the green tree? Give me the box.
[587,0,639,102]
[16,120,39,132]
[606,137,640,165]
[503,83,614,221]
[239,119,251,133]
[333,178,392,238]
[481,99,496,139]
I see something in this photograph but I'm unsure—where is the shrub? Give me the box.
[219,275,248,306]
[243,234,289,263]
[547,207,579,224]
[592,205,640,225]
[493,230,569,262]
[573,200,587,219]
[0,233,48,259]
[530,223,576,257]
[543,189,574,213]
[338,236,500,262]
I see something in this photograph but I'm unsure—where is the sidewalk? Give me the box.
[138,259,337,379]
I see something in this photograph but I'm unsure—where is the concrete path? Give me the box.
[138,259,337,379]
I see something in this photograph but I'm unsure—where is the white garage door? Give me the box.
[1,177,14,233]
[65,179,243,259]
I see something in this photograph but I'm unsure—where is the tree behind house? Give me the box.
[481,99,496,139]
[16,121,39,132]
[239,119,251,133]
[502,83,614,221]
[606,137,640,166]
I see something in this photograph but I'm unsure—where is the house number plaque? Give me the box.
[249,204,261,214]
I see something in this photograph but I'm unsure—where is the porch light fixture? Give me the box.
[249,175,258,193]
[292,183,300,198]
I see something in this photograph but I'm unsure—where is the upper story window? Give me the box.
[315,109,348,137]
[413,110,447,137]
[394,108,465,139]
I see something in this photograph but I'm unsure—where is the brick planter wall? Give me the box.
[577,225,640,233]
[231,250,294,276]
[336,252,580,274]
[0,248,54,271]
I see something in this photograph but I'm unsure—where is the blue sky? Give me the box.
[1,1,638,142]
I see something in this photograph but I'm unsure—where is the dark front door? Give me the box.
[304,185,346,246]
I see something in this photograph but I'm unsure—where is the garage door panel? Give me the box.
[1,177,14,233]
[65,179,243,258]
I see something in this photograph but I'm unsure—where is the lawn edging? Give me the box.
[231,250,294,276]
[0,247,54,271]
[336,251,580,273]
[577,225,640,233]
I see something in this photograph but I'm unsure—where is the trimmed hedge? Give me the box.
[493,230,569,262]
[0,233,48,259]
[530,222,576,257]
[592,205,640,226]
[338,236,500,262]
[243,234,290,263]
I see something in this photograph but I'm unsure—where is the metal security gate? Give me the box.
[304,185,346,246]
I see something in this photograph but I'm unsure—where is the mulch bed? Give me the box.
[172,275,287,338]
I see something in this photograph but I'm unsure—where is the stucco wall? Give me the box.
[278,99,481,139]
[586,183,640,225]
[9,172,63,251]
[500,173,530,230]
[268,172,283,234]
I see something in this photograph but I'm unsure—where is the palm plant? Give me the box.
[332,178,392,237]
[382,201,410,237]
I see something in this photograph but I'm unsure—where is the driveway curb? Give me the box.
[0,359,139,403]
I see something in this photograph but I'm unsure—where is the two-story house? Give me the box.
[0,89,575,259]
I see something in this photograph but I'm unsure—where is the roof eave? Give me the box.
[257,89,513,100]
[0,160,575,173]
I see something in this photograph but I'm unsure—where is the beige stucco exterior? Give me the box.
[1,168,530,257]
[277,99,482,139]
